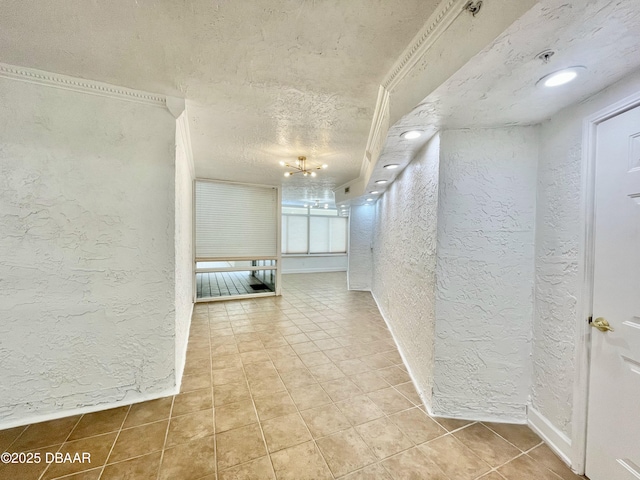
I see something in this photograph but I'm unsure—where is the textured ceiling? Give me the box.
[366,0,640,200]
[0,0,441,206]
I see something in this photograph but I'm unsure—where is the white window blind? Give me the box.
[283,216,308,253]
[195,181,277,258]
[282,213,347,254]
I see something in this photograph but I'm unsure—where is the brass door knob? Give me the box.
[591,317,614,332]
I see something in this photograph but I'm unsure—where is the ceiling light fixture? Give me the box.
[370,191,379,194]
[401,130,422,140]
[375,180,388,185]
[281,156,327,178]
[384,164,399,169]
[537,66,586,87]
[366,198,373,202]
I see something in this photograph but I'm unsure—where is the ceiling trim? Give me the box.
[0,62,167,108]
[381,0,467,92]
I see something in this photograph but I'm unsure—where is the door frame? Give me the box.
[573,90,640,474]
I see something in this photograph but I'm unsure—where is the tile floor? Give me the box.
[0,273,586,480]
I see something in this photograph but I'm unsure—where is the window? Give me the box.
[282,208,348,254]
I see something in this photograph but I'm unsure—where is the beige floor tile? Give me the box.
[324,346,359,362]
[419,433,491,480]
[432,416,473,432]
[211,343,240,356]
[316,428,377,477]
[68,406,129,441]
[336,394,385,426]
[212,353,243,370]
[214,401,257,433]
[307,362,346,383]
[253,391,297,421]
[389,407,446,444]
[214,382,252,406]
[244,361,278,380]
[376,366,411,385]
[483,422,542,451]
[381,447,449,480]
[122,397,173,429]
[279,368,317,389]
[314,338,343,350]
[453,423,521,468]
[240,350,271,364]
[158,435,216,480]
[270,441,332,480]
[356,417,413,460]
[337,358,370,376]
[342,462,393,480]
[367,387,413,415]
[299,351,332,367]
[247,374,287,396]
[212,367,245,387]
[181,373,213,393]
[0,425,26,451]
[262,413,312,453]
[51,467,103,479]
[394,382,422,405]
[42,432,117,479]
[477,473,507,480]
[218,456,275,480]
[238,339,264,353]
[102,451,162,480]
[291,341,321,355]
[271,356,306,373]
[350,371,390,393]
[287,383,333,411]
[266,345,297,359]
[360,354,395,370]
[172,388,213,417]
[498,453,563,480]
[300,404,351,438]
[321,377,363,402]
[216,423,266,470]
[0,443,58,480]
[527,444,586,480]
[108,420,168,463]
[9,415,80,451]
[166,409,214,447]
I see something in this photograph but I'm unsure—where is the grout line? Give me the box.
[36,413,84,480]
[96,404,132,479]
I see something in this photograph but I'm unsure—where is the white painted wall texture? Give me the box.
[433,127,538,422]
[174,112,195,387]
[372,135,440,406]
[533,69,640,439]
[348,205,374,291]
[0,77,177,426]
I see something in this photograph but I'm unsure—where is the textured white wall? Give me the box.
[372,135,440,406]
[533,69,640,439]
[348,205,374,291]
[174,112,194,387]
[0,77,177,425]
[432,127,538,422]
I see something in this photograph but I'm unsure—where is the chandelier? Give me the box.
[280,156,328,178]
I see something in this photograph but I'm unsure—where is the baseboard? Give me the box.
[528,406,573,467]
[281,267,347,274]
[370,291,433,412]
[0,386,178,431]
[175,301,194,393]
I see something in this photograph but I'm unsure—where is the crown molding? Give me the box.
[360,85,390,178]
[382,0,467,92]
[0,62,167,108]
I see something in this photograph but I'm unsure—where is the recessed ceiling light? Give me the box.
[401,130,422,140]
[322,164,328,169]
[384,164,399,169]
[303,204,308,208]
[370,191,379,194]
[366,198,373,202]
[324,204,328,209]
[537,66,586,87]
[375,180,388,184]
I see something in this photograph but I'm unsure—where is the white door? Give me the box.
[586,105,640,479]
